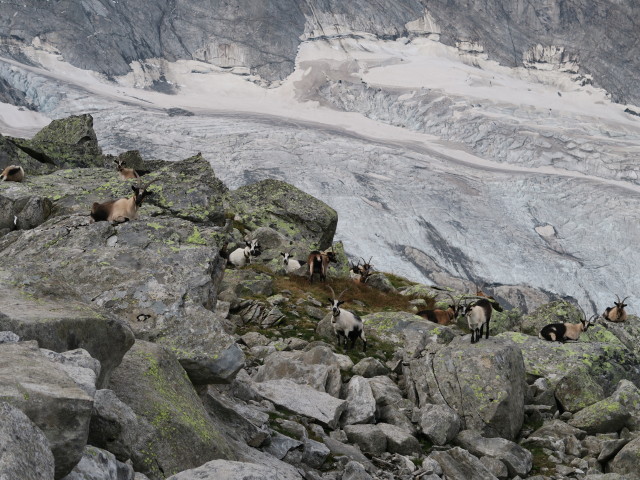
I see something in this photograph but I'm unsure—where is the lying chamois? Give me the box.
[280,249,305,274]
[228,239,261,267]
[539,305,598,342]
[308,248,337,283]
[350,256,374,284]
[1,165,24,182]
[90,178,157,223]
[602,295,629,323]
[328,286,366,352]
[417,293,463,326]
[114,159,150,180]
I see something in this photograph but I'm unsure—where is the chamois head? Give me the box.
[281,249,294,264]
[246,238,261,256]
[132,178,157,206]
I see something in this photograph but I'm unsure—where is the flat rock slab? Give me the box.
[0,341,93,479]
[454,430,533,477]
[253,379,347,429]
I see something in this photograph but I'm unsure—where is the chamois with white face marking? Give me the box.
[603,295,629,323]
[539,306,598,342]
[1,165,24,182]
[228,239,261,267]
[328,286,366,352]
[90,178,157,223]
[114,159,140,180]
[417,293,463,326]
[308,248,337,283]
[280,250,303,274]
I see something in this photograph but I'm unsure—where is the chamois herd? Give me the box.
[3,162,636,351]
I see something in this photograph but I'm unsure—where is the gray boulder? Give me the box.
[417,403,461,446]
[322,437,376,473]
[0,269,134,387]
[108,341,235,480]
[343,424,387,455]
[363,311,456,360]
[377,423,421,455]
[342,461,374,480]
[0,341,93,479]
[252,346,342,397]
[263,431,303,460]
[569,396,632,435]
[88,389,149,464]
[608,436,640,479]
[409,337,526,440]
[61,446,134,480]
[252,379,347,429]
[352,357,390,378]
[0,331,19,343]
[166,459,302,480]
[41,348,100,397]
[0,402,55,480]
[555,365,606,413]
[0,192,52,233]
[341,375,377,425]
[454,430,533,477]
[430,447,499,480]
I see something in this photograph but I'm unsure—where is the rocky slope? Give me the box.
[1,116,640,480]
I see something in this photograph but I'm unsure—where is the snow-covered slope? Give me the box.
[1,5,639,314]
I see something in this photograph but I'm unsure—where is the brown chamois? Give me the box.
[539,305,598,342]
[350,256,374,284]
[308,248,338,283]
[90,178,157,223]
[114,159,140,180]
[1,165,24,182]
[603,295,629,323]
[417,293,463,326]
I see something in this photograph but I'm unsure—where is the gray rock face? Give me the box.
[0,213,240,385]
[453,430,533,477]
[376,423,421,455]
[343,424,387,455]
[41,348,100,397]
[107,341,235,479]
[409,337,526,440]
[0,401,55,480]
[252,379,347,429]
[61,446,134,480]
[0,341,94,479]
[608,437,640,479]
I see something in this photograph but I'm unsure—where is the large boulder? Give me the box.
[252,379,347,429]
[0,269,134,387]
[108,341,235,479]
[498,332,640,395]
[225,178,338,250]
[417,403,461,446]
[252,346,342,397]
[0,401,55,480]
[0,190,53,235]
[429,447,498,480]
[340,375,377,425]
[520,301,584,336]
[362,311,456,360]
[0,341,94,479]
[408,337,526,440]
[0,215,242,384]
[9,114,103,173]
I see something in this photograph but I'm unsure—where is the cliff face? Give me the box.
[1,1,639,103]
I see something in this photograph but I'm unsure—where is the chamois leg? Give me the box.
[485,319,490,339]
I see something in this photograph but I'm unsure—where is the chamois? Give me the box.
[1,165,24,182]
[280,250,303,274]
[308,248,337,283]
[328,286,366,352]
[603,295,629,323]
[417,293,462,326]
[539,307,598,342]
[350,256,374,284]
[114,159,140,180]
[462,285,504,342]
[228,239,260,267]
[90,178,156,223]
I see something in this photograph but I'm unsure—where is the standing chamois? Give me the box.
[308,248,338,283]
